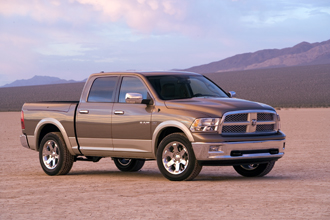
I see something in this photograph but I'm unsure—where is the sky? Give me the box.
[1,0,330,86]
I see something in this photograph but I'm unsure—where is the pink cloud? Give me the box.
[0,0,190,33]
[75,0,188,32]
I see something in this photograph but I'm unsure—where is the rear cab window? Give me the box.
[87,76,118,102]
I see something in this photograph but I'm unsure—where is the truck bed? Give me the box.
[21,101,79,153]
[23,101,79,112]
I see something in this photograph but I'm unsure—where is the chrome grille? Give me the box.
[257,113,274,121]
[224,113,248,122]
[220,110,278,135]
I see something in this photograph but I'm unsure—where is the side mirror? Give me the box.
[125,93,151,104]
[228,91,236,98]
[125,93,143,104]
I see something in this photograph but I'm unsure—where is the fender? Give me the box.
[152,120,194,156]
[34,118,76,155]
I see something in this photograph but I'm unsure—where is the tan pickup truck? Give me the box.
[20,71,285,181]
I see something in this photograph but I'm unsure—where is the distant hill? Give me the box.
[0,82,85,111]
[2,75,85,87]
[184,39,330,73]
[0,64,329,111]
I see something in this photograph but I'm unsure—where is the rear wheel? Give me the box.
[113,158,145,172]
[39,132,74,175]
[157,133,202,181]
[233,161,276,177]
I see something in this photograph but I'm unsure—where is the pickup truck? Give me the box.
[20,71,286,181]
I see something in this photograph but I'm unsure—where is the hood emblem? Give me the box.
[251,119,257,127]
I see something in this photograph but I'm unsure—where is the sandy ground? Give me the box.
[1,108,330,219]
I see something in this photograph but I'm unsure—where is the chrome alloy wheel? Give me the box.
[117,158,132,166]
[240,164,259,170]
[162,141,189,175]
[42,140,60,170]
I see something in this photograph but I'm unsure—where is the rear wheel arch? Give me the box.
[34,118,74,155]
[37,124,60,151]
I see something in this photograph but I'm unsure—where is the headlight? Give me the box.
[276,114,281,131]
[190,118,220,132]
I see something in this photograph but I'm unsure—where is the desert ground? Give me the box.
[1,108,330,219]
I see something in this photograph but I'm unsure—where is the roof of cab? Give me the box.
[90,70,201,78]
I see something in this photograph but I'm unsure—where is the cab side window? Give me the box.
[118,77,148,103]
[88,76,118,102]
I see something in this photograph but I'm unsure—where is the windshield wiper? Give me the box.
[192,94,218,97]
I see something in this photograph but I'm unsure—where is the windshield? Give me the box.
[146,75,228,100]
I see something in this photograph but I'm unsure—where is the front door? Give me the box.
[112,76,153,153]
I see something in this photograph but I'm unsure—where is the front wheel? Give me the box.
[113,158,145,172]
[39,132,74,175]
[233,161,276,177]
[157,133,202,181]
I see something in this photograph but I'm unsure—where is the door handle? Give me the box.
[114,110,124,115]
[79,110,89,114]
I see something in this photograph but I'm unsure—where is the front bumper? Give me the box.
[20,134,30,149]
[192,139,285,164]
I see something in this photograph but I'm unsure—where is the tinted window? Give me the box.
[119,77,148,103]
[147,75,228,100]
[88,76,118,102]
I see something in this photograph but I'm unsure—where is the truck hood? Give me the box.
[164,97,275,117]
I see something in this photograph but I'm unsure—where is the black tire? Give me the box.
[39,132,74,176]
[233,161,276,177]
[113,158,145,172]
[157,133,202,181]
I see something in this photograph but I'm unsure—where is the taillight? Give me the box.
[21,111,25,130]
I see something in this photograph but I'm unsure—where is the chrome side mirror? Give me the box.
[125,93,143,104]
[228,91,236,98]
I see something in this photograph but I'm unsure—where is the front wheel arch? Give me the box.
[152,121,195,156]
[155,127,183,149]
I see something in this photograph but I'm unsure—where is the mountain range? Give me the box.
[3,39,330,87]
[184,39,330,73]
[2,75,85,87]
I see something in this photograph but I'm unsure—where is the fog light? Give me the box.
[209,145,220,152]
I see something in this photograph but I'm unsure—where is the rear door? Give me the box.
[111,76,153,153]
[76,76,119,156]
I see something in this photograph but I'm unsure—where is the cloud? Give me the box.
[94,57,124,63]
[240,2,330,28]
[0,0,66,22]
[0,0,190,33]
[74,0,191,33]
[35,43,95,56]
[1,0,330,86]
[1,0,329,38]
[0,31,39,77]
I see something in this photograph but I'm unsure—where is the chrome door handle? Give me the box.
[114,110,124,115]
[79,110,89,114]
